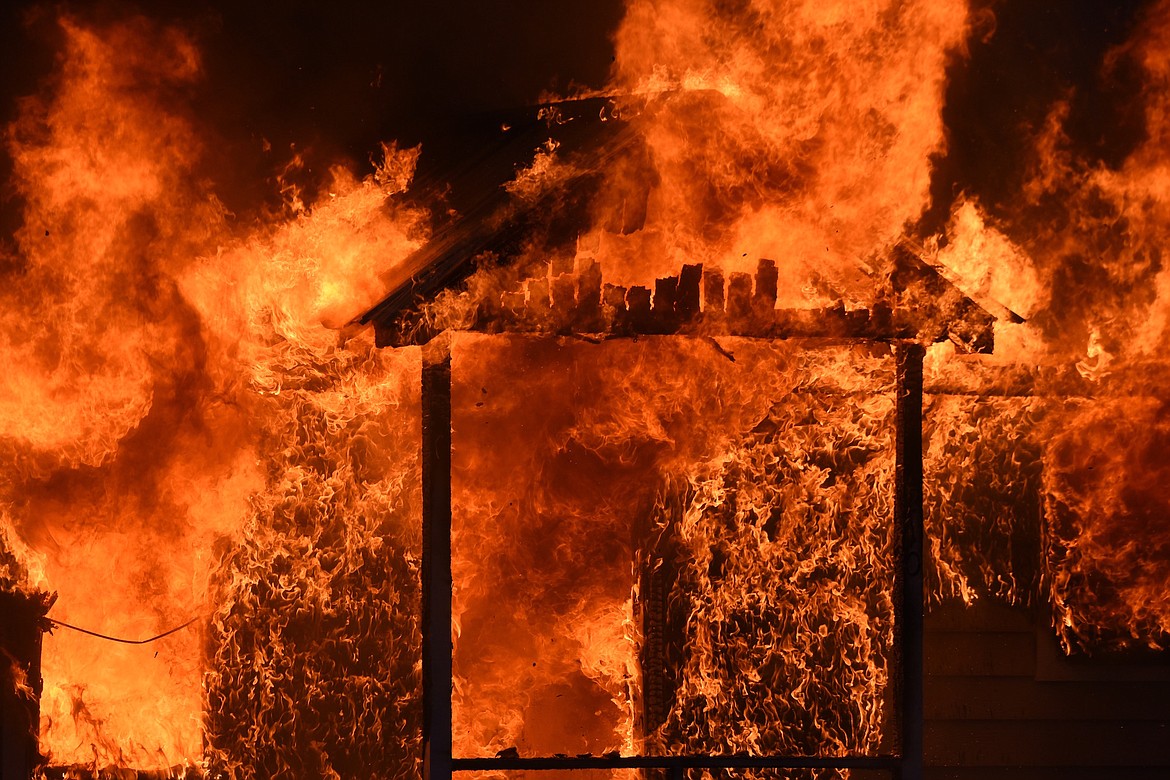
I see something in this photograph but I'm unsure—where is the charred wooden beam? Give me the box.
[703,268,725,315]
[1,589,52,780]
[895,342,925,780]
[421,349,453,780]
[551,273,577,331]
[627,286,653,333]
[577,260,604,331]
[652,276,679,334]
[753,258,778,312]
[526,277,551,325]
[676,264,703,321]
[889,243,996,354]
[727,272,753,325]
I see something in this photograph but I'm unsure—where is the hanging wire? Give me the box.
[44,615,202,645]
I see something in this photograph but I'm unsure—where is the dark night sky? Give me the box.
[0,1,626,227]
[0,0,1160,235]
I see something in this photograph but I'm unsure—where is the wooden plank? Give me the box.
[676,264,702,320]
[926,676,1170,721]
[925,632,1035,677]
[925,600,1035,633]
[527,277,551,317]
[627,286,653,332]
[652,276,679,333]
[925,768,1170,780]
[551,272,577,312]
[754,258,778,310]
[924,720,1170,766]
[577,260,603,330]
[703,268,725,313]
[727,273,752,323]
[603,283,627,314]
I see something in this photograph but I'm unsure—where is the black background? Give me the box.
[0,0,1159,235]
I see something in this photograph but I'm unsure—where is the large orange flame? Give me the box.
[4,0,1170,777]
[1,12,426,774]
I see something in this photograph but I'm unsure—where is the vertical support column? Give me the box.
[895,342,925,780]
[0,590,50,780]
[422,347,453,780]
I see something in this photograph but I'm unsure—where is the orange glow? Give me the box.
[3,0,1170,776]
[1,13,425,775]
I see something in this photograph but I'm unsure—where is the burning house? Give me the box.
[2,1,1170,779]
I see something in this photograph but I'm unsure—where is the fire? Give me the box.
[450,336,896,764]
[602,0,969,291]
[3,0,1170,777]
[922,0,1170,652]
[0,16,244,769]
[1,11,425,776]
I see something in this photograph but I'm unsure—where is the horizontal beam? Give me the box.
[452,754,900,771]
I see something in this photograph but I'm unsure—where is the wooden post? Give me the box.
[627,286,653,333]
[754,259,778,310]
[422,347,453,780]
[577,260,604,331]
[895,342,925,780]
[727,273,753,326]
[652,275,679,333]
[676,264,703,321]
[0,590,50,780]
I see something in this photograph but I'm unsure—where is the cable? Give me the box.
[45,616,202,645]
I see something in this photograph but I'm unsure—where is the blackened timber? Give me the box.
[754,258,778,310]
[526,278,550,319]
[421,353,453,780]
[0,589,51,780]
[676,264,702,320]
[453,755,901,771]
[551,273,577,330]
[889,243,996,354]
[651,276,679,333]
[703,268,725,314]
[727,272,753,325]
[627,286,653,332]
[577,260,604,330]
[895,342,926,780]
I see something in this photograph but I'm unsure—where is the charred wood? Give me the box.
[676,264,703,321]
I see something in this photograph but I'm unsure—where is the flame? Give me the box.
[449,336,896,768]
[600,0,969,291]
[5,0,1170,775]
[646,343,896,760]
[0,16,246,769]
[0,12,425,775]
[922,0,1170,653]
